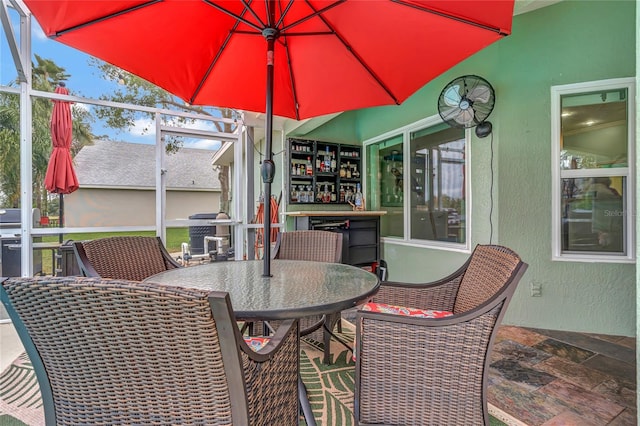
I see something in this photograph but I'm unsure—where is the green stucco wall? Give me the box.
[300,1,636,336]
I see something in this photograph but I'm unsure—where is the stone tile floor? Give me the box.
[489,326,636,425]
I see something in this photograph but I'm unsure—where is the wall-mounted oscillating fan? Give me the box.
[437,75,495,138]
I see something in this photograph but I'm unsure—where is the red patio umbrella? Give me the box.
[44,83,79,233]
[25,0,514,275]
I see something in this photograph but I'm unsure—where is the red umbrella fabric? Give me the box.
[26,1,513,121]
[44,84,78,195]
[26,0,514,274]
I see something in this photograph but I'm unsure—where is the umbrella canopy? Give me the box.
[44,84,78,195]
[26,1,513,120]
[26,0,514,275]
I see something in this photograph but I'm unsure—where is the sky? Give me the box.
[0,6,221,150]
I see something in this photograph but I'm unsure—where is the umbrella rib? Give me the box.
[280,0,345,33]
[304,1,400,105]
[52,0,161,37]
[274,0,295,29]
[392,0,510,35]
[192,1,260,104]
[203,0,264,32]
[280,34,300,120]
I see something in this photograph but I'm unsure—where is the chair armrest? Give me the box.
[371,260,469,311]
[240,319,299,424]
[239,318,299,360]
[157,237,182,269]
[71,241,101,277]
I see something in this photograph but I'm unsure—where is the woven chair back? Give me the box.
[78,236,178,281]
[1,276,247,425]
[276,230,343,263]
[453,245,522,314]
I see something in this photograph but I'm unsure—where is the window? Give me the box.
[365,116,469,250]
[551,78,635,262]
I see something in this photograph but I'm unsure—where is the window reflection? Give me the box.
[560,89,628,170]
[562,176,625,253]
[368,136,404,238]
[410,125,465,243]
[365,122,467,246]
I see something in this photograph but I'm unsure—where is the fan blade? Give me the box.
[443,84,462,107]
[467,85,492,104]
[453,108,475,126]
[439,106,463,122]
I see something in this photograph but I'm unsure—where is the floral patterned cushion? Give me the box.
[361,302,453,318]
[244,336,270,351]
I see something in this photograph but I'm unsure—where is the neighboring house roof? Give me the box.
[74,140,221,190]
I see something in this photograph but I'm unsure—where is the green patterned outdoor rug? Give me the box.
[299,322,357,425]
[0,353,43,426]
[1,321,515,425]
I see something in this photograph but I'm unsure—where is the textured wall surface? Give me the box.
[307,1,636,336]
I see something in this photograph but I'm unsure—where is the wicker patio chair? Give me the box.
[354,244,528,426]
[72,236,181,281]
[272,230,344,364]
[0,276,300,426]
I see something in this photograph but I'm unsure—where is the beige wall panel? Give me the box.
[64,189,219,227]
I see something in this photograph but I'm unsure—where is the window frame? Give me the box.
[551,77,636,263]
[364,114,472,253]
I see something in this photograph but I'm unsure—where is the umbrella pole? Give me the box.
[58,193,64,244]
[261,26,277,277]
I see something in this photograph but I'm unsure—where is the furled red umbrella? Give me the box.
[25,0,514,275]
[44,83,78,236]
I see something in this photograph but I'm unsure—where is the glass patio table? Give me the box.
[144,259,380,321]
[144,259,380,426]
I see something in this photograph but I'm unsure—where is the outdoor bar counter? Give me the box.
[285,210,386,268]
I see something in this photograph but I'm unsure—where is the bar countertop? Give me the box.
[285,210,387,217]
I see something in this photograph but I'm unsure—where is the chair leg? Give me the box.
[299,376,317,426]
[322,315,353,364]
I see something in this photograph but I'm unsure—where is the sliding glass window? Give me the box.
[365,116,469,249]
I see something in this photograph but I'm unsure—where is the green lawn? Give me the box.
[38,228,189,275]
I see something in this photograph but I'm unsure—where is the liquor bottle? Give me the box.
[354,183,363,208]
[306,157,313,175]
[307,185,313,203]
[292,163,297,176]
[324,146,331,171]
[322,184,331,203]
[339,185,346,202]
[330,184,336,202]
[346,161,352,179]
[345,185,353,203]
[316,155,321,171]
[331,151,336,172]
[339,164,346,178]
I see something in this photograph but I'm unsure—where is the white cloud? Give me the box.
[31,21,47,41]
[130,117,156,137]
[187,139,222,150]
[127,117,221,150]
[72,103,90,115]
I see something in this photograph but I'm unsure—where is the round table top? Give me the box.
[144,259,380,320]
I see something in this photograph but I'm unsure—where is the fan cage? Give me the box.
[437,75,495,129]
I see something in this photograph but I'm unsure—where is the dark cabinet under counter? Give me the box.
[286,211,386,268]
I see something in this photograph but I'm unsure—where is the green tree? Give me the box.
[0,56,93,212]
[91,60,237,213]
